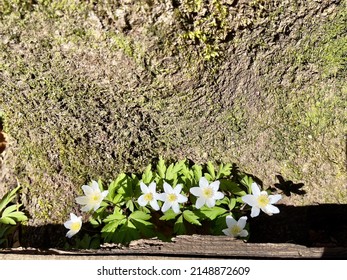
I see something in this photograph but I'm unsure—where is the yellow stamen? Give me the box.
[231,225,241,236]
[91,193,101,202]
[71,222,81,231]
[202,187,214,199]
[257,194,269,208]
[167,193,177,202]
[144,192,153,201]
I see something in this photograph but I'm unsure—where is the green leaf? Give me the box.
[129,211,151,221]
[101,219,125,233]
[97,178,104,191]
[228,198,237,211]
[159,209,178,221]
[180,165,194,189]
[89,216,102,227]
[173,215,186,235]
[203,173,213,181]
[192,164,202,182]
[103,210,126,223]
[130,212,155,238]
[156,157,166,178]
[0,216,16,225]
[230,186,247,196]
[206,161,216,180]
[212,213,230,235]
[215,196,229,206]
[75,234,101,249]
[196,206,227,220]
[220,179,246,196]
[126,200,134,212]
[165,163,176,181]
[89,236,101,249]
[114,221,140,244]
[7,211,27,222]
[0,224,12,238]
[131,218,155,238]
[142,164,153,184]
[117,175,133,198]
[108,173,127,199]
[2,204,18,217]
[216,163,232,179]
[112,193,123,205]
[0,185,21,213]
[183,210,201,226]
[240,175,254,194]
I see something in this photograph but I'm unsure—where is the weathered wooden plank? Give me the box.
[1,235,346,259]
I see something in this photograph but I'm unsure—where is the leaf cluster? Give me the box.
[74,158,256,247]
[0,184,28,247]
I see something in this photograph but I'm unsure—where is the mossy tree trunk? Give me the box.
[0,0,346,229]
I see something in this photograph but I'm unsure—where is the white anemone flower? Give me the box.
[242,182,282,217]
[137,182,160,211]
[222,216,248,238]
[64,213,82,238]
[190,177,224,209]
[157,182,188,214]
[75,180,109,212]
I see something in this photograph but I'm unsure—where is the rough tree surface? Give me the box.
[0,0,346,233]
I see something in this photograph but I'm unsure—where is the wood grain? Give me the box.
[1,235,346,259]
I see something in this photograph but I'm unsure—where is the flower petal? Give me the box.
[241,195,257,207]
[81,185,93,196]
[101,190,109,199]
[210,181,220,191]
[148,182,157,193]
[161,201,171,213]
[269,194,282,204]
[174,184,182,194]
[199,177,209,188]
[264,204,280,215]
[75,196,89,205]
[195,197,205,209]
[137,195,148,206]
[237,216,247,229]
[190,187,202,197]
[239,229,248,237]
[251,182,261,196]
[157,193,167,201]
[177,194,188,203]
[250,206,260,218]
[171,202,180,214]
[205,198,216,208]
[69,213,78,220]
[66,230,76,238]
[93,203,102,211]
[140,182,148,193]
[149,199,160,211]
[214,191,224,200]
[222,228,231,236]
[64,221,73,229]
[225,215,237,228]
[90,180,100,191]
[163,182,173,194]
[81,204,93,212]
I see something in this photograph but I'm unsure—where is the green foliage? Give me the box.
[66,158,275,247]
[178,0,230,61]
[64,233,101,250]
[0,184,28,247]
